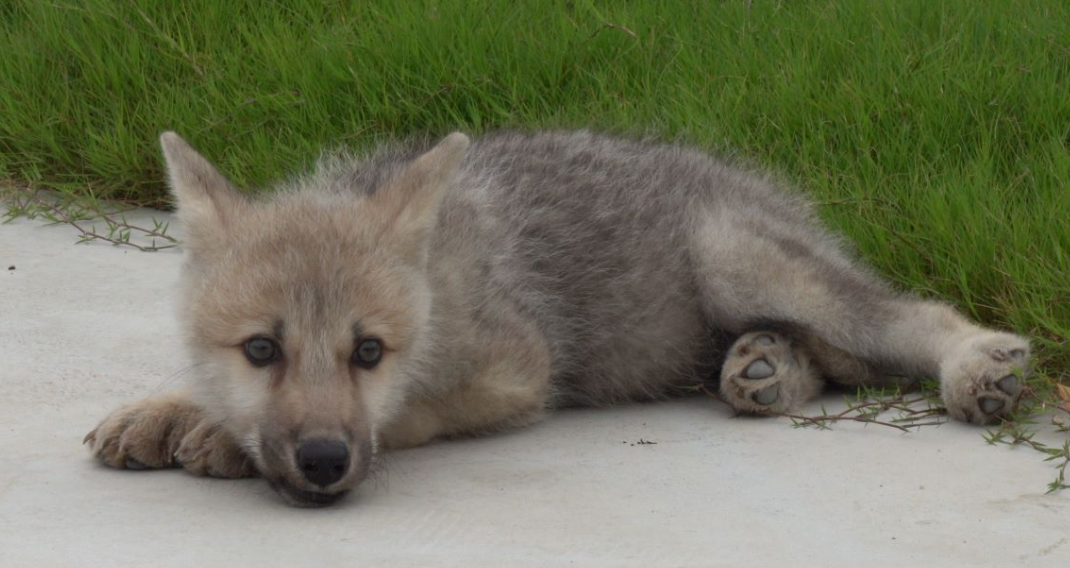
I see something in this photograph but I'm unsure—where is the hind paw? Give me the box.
[940,333,1030,424]
[719,331,822,414]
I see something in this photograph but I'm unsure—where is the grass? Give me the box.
[1,0,1069,483]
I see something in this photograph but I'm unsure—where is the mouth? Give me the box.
[271,477,349,508]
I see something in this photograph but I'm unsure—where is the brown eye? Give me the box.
[352,338,382,369]
[244,337,279,366]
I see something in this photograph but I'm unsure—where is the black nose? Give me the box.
[296,441,350,487]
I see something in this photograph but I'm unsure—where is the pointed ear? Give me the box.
[159,132,246,238]
[374,132,470,259]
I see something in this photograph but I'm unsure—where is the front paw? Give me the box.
[174,420,255,478]
[84,395,202,470]
[940,332,1030,424]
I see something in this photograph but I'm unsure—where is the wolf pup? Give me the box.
[86,130,1030,507]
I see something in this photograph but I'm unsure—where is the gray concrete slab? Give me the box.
[1,209,1067,567]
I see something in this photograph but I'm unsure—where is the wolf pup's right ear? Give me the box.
[159,132,247,243]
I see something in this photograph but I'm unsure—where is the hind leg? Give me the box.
[692,205,1029,424]
[719,331,823,414]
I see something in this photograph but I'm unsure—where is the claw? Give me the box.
[991,348,1027,362]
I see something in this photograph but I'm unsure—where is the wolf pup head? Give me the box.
[160,131,468,506]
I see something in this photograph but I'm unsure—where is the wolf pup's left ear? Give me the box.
[159,132,247,242]
[375,132,470,260]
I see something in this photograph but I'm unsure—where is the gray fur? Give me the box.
[296,130,1029,411]
[307,131,904,402]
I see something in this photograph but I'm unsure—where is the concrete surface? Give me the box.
[1,209,1067,568]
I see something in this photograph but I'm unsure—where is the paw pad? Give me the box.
[719,331,821,414]
[743,359,775,380]
[124,458,149,470]
[978,397,1004,414]
[752,384,780,405]
[995,375,1018,395]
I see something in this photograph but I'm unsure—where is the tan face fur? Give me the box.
[160,132,468,506]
